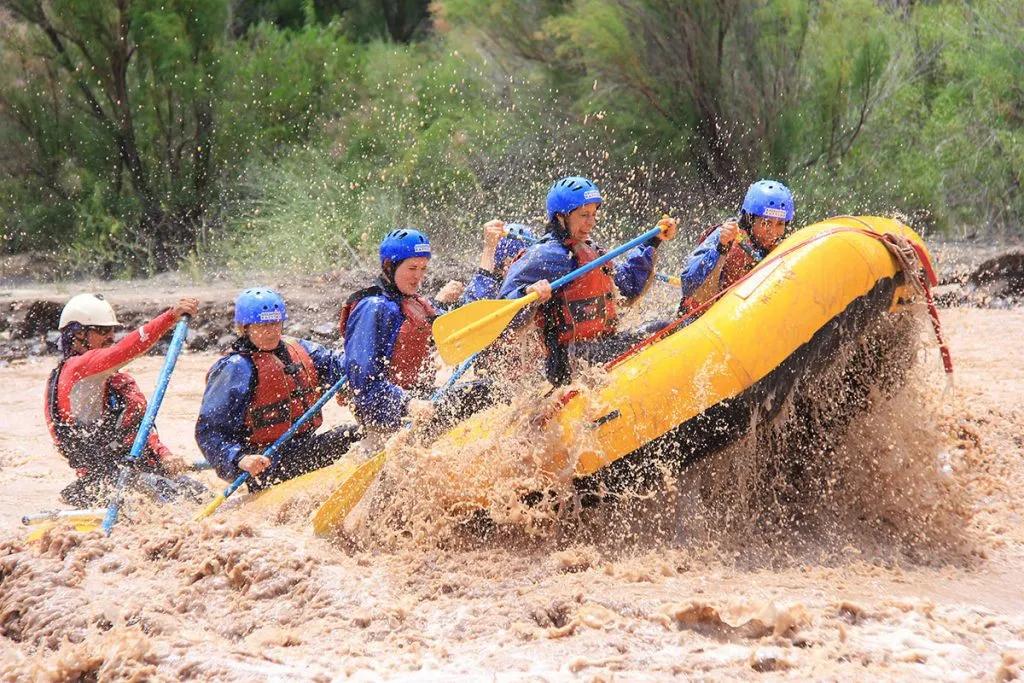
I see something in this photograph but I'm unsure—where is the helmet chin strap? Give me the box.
[739,211,774,252]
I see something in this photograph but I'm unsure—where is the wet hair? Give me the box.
[381,258,398,284]
[738,211,754,233]
[544,216,570,241]
[58,323,84,358]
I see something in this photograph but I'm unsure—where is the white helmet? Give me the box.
[58,293,121,330]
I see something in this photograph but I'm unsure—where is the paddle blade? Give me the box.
[432,294,535,366]
[194,493,226,521]
[242,457,361,515]
[25,517,103,542]
[311,452,387,536]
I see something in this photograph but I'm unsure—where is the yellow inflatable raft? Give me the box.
[420,215,937,504]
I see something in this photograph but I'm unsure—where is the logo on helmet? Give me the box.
[584,189,601,200]
[763,207,788,219]
[414,243,431,254]
[258,311,283,322]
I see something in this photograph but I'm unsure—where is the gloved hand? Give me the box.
[435,280,465,304]
[238,453,271,476]
[657,216,678,241]
[719,219,740,246]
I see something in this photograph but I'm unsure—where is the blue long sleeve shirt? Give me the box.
[342,288,430,431]
[461,269,502,304]
[679,226,726,300]
[496,234,658,384]
[195,338,345,482]
[498,235,657,315]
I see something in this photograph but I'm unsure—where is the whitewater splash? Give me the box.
[2,306,1022,679]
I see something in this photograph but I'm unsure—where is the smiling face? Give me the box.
[393,257,429,296]
[561,202,600,242]
[751,216,787,250]
[245,322,283,351]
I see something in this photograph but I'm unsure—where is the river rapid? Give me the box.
[1,306,1022,681]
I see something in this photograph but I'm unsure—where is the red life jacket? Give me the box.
[45,363,160,476]
[719,238,759,289]
[241,339,323,447]
[680,224,761,317]
[339,285,436,390]
[545,240,618,346]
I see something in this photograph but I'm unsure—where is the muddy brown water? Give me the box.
[1,307,1023,680]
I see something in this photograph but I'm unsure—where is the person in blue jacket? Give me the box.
[679,179,794,318]
[195,288,360,491]
[341,229,494,438]
[499,176,677,385]
[340,229,441,435]
[461,220,535,304]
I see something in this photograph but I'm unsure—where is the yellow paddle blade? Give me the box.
[242,457,361,515]
[432,292,539,366]
[311,451,387,537]
[194,492,227,521]
[24,517,103,542]
[194,457,362,521]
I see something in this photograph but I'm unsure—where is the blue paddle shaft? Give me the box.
[432,354,477,401]
[507,223,672,289]
[220,375,349,499]
[102,316,191,535]
[548,226,663,292]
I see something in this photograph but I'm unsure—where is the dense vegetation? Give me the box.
[0,0,1020,275]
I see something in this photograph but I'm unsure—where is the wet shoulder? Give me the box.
[351,293,401,317]
[208,352,254,383]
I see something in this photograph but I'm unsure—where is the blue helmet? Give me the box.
[235,287,287,325]
[495,236,528,271]
[741,180,795,222]
[546,176,603,221]
[379,228,431,265]
[495,224,535,271]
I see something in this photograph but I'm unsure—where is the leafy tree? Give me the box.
[918,0,1024,235]
[0,0,227,270]
[440,0,904,192]
[230,0,432,42]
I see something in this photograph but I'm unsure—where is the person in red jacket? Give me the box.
[45,293,199,506]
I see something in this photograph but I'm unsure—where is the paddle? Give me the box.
[656,272,682,287]
[505,223,680,287]
[310,354,478,536]
[101,316,191,535]
[194,375,349,521]
[433,223,669,366]
[23,508,108,526]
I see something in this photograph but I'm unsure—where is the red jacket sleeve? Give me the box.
[53,309,180,422]
[61,309,179,384]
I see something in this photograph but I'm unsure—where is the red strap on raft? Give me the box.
[605,223,954,375]
[905,239,953,375]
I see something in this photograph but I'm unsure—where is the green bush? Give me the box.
[1,0,1021,278]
